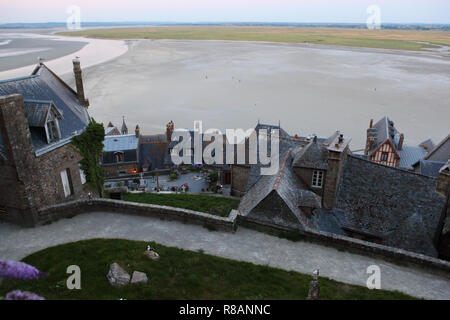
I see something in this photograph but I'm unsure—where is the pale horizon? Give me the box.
[1,0,449,24]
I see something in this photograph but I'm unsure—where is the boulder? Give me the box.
[107,263,130,287]
[131,271,148,285]
[144,250,160,261]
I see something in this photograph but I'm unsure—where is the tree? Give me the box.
[71,119,105,197]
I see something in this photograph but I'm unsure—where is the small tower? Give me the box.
[107,121,114,128]
[121,116,128,135]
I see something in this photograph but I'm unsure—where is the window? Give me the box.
[60,169,74,197]
[46,119,60,143]
[312,170,324,188]
[381,152,389,162]
[79,164,86,185]
[115,152,124,163]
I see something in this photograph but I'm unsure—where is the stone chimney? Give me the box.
[398,133,404,151]
[166,121,174,142]
[323,133,351,210]
[72,58,89,108]
[135,125,140,138]
[436,162,450,197]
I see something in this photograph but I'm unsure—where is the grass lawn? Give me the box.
[122,193,239,217]
[0,239,415,300]
[59,26,450,51]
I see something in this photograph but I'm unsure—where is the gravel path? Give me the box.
[1,212,449,300]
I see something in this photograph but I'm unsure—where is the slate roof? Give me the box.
[419,160,447,178]
[419,139,435,152]
[397,145,428,169]
[105,127,116,135]
[103,134,139,152]
[23,100,63,127]
[423,134,450,163]
[0,64,90,154]
[238,147,319,231]
[366,116,399,156]
[334,155,446,256]
[139,134,170,171]
[292,137,328,170]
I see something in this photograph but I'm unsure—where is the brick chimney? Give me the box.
[398,133,404,151]
[72,58,89,108]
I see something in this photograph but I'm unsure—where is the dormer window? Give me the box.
[312,170,324,188]
[24,100,64,145]
[46,119,60,143]
[115,152,124,163]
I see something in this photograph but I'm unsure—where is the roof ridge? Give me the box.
[424,133,450,160]
[348,154,438,179]
[273,149,292,190]
[0,74,39,84]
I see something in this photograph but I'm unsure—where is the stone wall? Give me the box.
[237,214,450,278]
[0,94,88,227]
[38,199,238,232]
[231,164,250,197]
[35,196,450,276]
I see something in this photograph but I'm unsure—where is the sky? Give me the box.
[1,0,449,24]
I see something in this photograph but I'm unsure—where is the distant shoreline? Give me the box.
[0,32,128,80]
[57,26,450,52]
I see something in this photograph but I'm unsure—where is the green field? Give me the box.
[0,239,415,300]
[59,26,450,51]
[122,193,240,217]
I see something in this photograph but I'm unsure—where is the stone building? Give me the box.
[0,61,91,227]
[238,123,449,258]
[102,133,140,177]
[105,122,121,136]
[364,117,431,169]
[101,120,173,177]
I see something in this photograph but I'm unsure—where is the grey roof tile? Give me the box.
[397,145,427,169]
[419,160,446,178]
[0,64,90,154]
[424,134,450,163]
[335,155,446,256]
[103,134,139,152]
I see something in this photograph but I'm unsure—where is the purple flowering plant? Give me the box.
[0,259,48,300]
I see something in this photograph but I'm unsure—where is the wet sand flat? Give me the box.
[58,39,449,149]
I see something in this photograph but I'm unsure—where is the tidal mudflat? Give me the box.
[63,39,450,149]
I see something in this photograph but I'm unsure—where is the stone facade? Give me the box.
[102,163,139,178]
[0,94,88,227]
[231,164,250,197]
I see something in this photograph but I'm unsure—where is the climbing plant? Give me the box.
[71,118,105,197]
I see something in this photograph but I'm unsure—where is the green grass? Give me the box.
[58,26,450,51]
[122,193,239,217]
[0,239,416,300]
